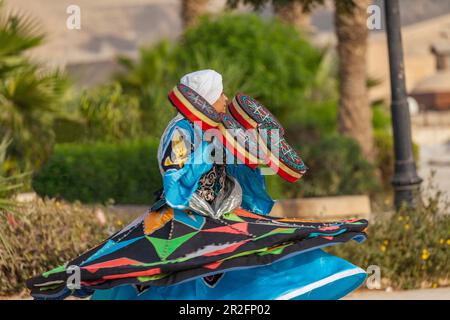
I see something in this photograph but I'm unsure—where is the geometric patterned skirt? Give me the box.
[26,206,368,300]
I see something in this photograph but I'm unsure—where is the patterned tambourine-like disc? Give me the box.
[219,114,264,169]
[228,94,285,135]
[168,84,222,130]
[228,94,307,182]
[168,84,262,169]
[268,135,308,183]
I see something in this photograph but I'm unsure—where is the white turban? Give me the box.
[180,69,223,105]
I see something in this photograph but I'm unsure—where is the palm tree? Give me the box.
[0,3,69,172]
[273,1,311,33]
[181,0,210,28]
[334,0,373,160]
[227,0,374,161]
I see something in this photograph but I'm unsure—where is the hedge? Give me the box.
[32,132,382,204]
[0,198,120,295]
[326,185,450,290]
[32,139,162,204]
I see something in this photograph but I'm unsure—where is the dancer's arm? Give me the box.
[160,120,213,209]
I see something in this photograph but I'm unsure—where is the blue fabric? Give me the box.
[81,237,143,266]
[162,119,213,209]
[91,118,365,300]
[91,249,366,300]
[226,165,274,215]
[161,118,274,215]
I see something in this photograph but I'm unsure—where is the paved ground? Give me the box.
[343,287,450,300]
[413,125,450,210]
[2,287,449,300]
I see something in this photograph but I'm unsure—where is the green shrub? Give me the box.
[68,83,143,143]
[264,174,285,200]
[372,103,391,131]
[33,134,379,203]
[0,198,121,295]
[326,181,450,290]
[32,139,161,204]
[374,128,420,190]
[117,13,329,137]
[35,13,392,202]
[0,136,28,263]
[0,5,70,173]
[117,13,390,145]
[117,41,179,137]
[179,13,325,123]
[277,134,380,198]
[53,82,143,144]
[112,13,382,198]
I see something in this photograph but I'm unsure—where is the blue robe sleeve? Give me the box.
[160,119,213,209]
[226,164,275,215]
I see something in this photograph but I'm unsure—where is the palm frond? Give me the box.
[0,135,29,263]
[0,5,44,58]
[0,2,45,81]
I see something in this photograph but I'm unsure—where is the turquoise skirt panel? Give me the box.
[92,249,366,300]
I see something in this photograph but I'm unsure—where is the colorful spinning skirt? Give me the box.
[27,206,368,300]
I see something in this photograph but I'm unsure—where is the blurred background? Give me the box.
[0,0,448,298]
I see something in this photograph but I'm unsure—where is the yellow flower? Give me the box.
[440,239,444,245]
[383,240,389,246]
[398,216,403,221]
[421,249,430,260]
[404,223,410,231]
[447,239,450,246]
[116,219,123,226]
[432,283,438,288]
[380,245,386,252]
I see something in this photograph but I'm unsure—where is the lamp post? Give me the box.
[384,0,422,209]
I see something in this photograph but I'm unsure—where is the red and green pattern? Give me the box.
[229,94,307,183]
[228,94,285,135]
[168,84,263,168]
[168,84,222,130]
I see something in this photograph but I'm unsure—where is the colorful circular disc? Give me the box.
[168,84,221,130]
[272,137,308,183]
[256,128,307,183]
[219,114,263,169]
[228,94,285,135]
[168,84,263,169]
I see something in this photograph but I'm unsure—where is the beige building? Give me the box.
[368,13,450,103]
[411,43,450,111]
[5,0,234,86]
[5,0,185,85]
[6,0,450,100]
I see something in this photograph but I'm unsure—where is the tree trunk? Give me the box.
[334,0,374,161]
[273,1,311,33]
[181,0,209,28]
